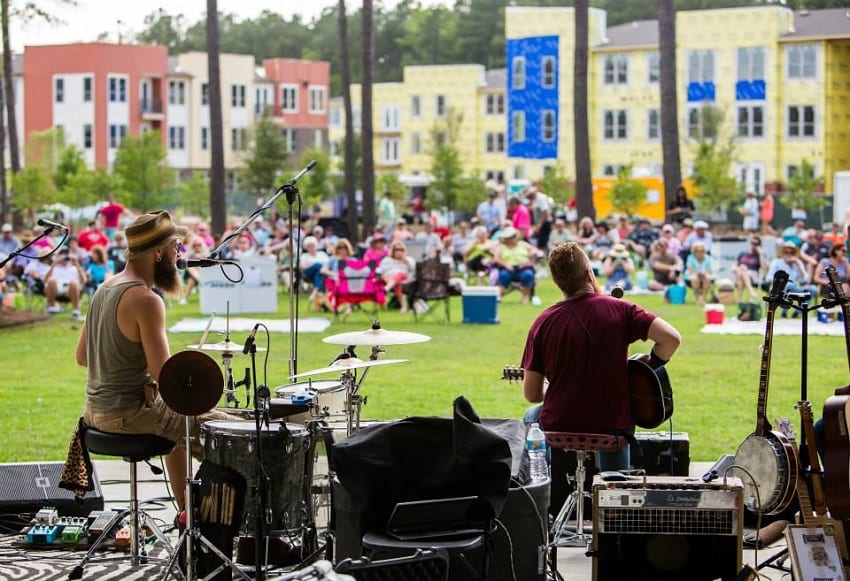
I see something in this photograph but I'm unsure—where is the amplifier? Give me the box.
[630,431,690,476]
[0,462,103,522]
[592,476,743,581]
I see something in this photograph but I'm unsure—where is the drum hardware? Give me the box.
[157,351,251,581]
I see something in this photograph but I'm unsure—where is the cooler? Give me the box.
[705,303,725,325]
[738,302,762,321]
[462,286,500,324]
[666,284,686,305]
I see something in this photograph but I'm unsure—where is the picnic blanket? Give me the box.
[701,317,845,336]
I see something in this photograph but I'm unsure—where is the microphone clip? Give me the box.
[282,183,300,205]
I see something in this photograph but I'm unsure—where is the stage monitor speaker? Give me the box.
[0,462,104,522]
[592,476,743,581]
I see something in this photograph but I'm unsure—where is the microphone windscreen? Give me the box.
[176,258,188,270]
[611,286,625,299]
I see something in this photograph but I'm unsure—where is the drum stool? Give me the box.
[68,429,176,579]
[545,432,628,548]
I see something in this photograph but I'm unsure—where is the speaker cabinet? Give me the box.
[0,462,104,522]
[592,476,743,581]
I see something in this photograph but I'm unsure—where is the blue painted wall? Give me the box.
[507,35,560,160]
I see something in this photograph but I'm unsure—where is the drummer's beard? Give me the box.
[154,257,182,296]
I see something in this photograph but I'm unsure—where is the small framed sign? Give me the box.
[785,525,847,581]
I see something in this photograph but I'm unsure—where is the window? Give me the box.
[314,129,323,148]
[410,132,422,154]
[603,109,628,140]
[308,86,326,114]
[282,128,296,153]
[231,84,246,108]
[201,83,209,106]
[55,78,64,103]
[603,54,629,86]
[331,140,342,156]
[83,124,92,149]
[687,50,715,83]
[381,105,401,131]
[737,47,765,82]
[330,107,342,128]
[231,127,247,151]
[787,163,815,181]
[788,105,815,138]
[352,105,362,131]
[485,94,504,115]
[108,77,127,102]
[281,84,298,113]
[603,164,625,176]
[380,137,401,165]
[737,163,764,195]
[410,95,421,117]
[435,95,447,117]
[512,111,525,142]
[485,132,505,153]
[484,170,505,182]
[737,105,764,138]
[201,127,209,151]
[512,57,525,89]
[647,108,660,140]
[647,52,660,83]
[83,77,92,102]
[168,81,186,106]
[787,44,817,80]
[108,124,127,148]
[255,88,269,116]
[542,56,556,88]
[542,110,555,142]
[169,126,186,150]
[687,106,718,140]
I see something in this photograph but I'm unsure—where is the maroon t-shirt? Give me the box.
[521,293,656,433]
[99,203,125,228]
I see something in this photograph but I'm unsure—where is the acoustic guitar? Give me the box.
[821,265,850,519]
[734,270,799,515]
[502,355,673,430]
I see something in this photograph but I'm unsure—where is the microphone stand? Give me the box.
[0,226,68,269]
[287,183,303,379]
[244,329,269,581]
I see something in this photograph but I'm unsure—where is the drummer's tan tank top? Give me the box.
[85,280,151,413]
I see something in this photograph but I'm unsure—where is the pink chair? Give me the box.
[326,259,387,317]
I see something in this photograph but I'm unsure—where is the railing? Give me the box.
[140,98,163,114]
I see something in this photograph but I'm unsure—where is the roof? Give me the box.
[782,9,850,41]
[484,68,506,89]
[599,19,658,50]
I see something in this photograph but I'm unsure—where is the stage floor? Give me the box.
[0,459,793,580]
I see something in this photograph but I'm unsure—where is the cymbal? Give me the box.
[322,327,431,346]
[159,350,224,416]
[291,357,408,379]
[187,341,267,353]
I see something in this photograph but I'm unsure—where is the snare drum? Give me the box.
[202,420,308,534]
[274,380,346,423]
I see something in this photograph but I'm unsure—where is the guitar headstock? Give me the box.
[796,400,814,424]
[501,366,524,383]
[776,417,796,441]
[826,265,848,301]
[767,270,789,306]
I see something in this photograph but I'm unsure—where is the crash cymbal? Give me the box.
[322,327,431,346]
[291,357,408,379]
[187,341,267,353]
[159,350,224,416]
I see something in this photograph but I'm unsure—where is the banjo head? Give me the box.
[734,434,790,514]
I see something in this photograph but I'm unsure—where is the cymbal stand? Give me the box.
[221,351,238,407]
[160,416,251,581]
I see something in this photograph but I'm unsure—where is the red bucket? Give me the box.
[705,304,725,325]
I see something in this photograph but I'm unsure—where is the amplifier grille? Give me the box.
[599,507,736,536]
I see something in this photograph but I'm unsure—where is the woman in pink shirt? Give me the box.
[508,197,532,240]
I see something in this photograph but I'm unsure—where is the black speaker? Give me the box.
[592,476,743,581]
[0,462,104,522]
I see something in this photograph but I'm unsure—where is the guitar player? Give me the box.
[521,241,681,475]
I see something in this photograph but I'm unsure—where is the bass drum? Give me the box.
[202,420,309,534]
[275,380,346,423]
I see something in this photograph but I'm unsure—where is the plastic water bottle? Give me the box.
[526,423,548,482]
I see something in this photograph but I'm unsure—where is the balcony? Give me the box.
[140,98,164,121]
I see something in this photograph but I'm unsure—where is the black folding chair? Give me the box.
[408,259,452,323]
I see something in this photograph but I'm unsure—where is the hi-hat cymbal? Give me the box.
[291,357,408,379]
[159,350,224,416]
[322,327,431,346]
[187,341,267,353]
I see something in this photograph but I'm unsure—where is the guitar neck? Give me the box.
[826,265,850,377]
[755,306,779,435]
[799,402,828,519]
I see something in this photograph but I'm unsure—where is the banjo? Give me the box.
[734,270,799,515]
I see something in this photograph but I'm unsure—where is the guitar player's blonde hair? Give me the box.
[548,241,595,297]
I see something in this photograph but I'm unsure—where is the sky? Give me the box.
[11,0,450,51]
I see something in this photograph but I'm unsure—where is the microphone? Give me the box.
[243,323,260,355]
[176,257,235,269]
[610,286,625,299]
[37,218,69,231]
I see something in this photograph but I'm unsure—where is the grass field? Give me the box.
[1,279,847,464]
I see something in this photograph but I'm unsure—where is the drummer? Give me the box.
[75,211,235,516]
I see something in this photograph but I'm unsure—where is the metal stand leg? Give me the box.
[550,450,593,548]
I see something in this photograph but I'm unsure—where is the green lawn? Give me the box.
[1,280,846,464]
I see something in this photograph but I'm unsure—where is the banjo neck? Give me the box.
[756,270,789,436]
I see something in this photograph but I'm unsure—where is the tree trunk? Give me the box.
[338,0,359,246]
[573,0,594,221]
[206,0,226,239]
[658,0,682,221]
[0,82,7,225]
[2,0,19,175]
[360,0,376,237]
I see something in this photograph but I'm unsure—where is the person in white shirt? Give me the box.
[45,249,86,318]
[377,242,416,313]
